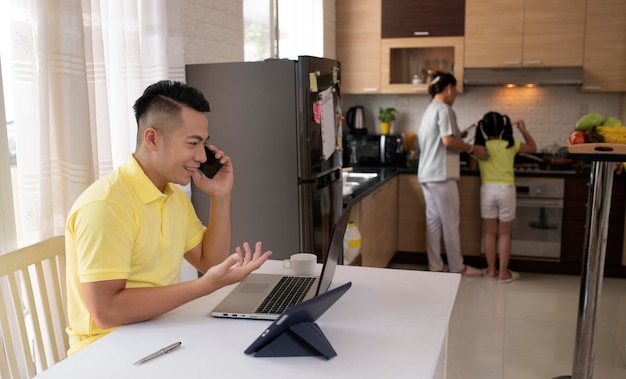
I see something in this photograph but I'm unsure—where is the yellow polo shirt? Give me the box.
[65,155,206,355]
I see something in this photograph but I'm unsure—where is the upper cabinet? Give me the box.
[381,0,465,38]
[337,0,465,94]
[381,37,464,94]
[336,0,382,94]
[581,0,626,92]
[465,0,586,68]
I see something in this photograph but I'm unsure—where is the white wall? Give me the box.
[183,0,337,63]
[183,0,244,64]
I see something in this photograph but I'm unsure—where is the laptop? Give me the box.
[211,203,352,320]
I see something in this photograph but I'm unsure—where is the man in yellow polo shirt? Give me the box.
[65,80,272,354]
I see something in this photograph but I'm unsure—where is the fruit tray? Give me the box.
[567,139,626,155]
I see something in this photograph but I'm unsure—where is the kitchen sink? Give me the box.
[342,171,378,196]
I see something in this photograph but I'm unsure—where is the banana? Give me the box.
[596,126,626,143]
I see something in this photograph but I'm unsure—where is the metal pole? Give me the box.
[570,161,614,378]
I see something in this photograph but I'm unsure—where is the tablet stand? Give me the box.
[254,321,337,359]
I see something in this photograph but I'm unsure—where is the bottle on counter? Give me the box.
[343,221,361,265]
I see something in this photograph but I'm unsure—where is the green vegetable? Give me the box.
[575,113,603,131]
[603,117,623,127]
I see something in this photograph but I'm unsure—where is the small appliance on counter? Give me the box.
[345,106,367,135]
[343,133,405,167]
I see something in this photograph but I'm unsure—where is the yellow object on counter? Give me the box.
[596,126,626,144]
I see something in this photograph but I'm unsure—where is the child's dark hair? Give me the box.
[428,71,457,98]
[474,111,514,148]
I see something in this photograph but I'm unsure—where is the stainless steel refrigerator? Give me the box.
[186,56,343,262]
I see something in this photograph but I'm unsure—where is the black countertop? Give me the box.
[343,163,591,205]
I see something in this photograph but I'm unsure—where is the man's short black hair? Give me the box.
[133,80,210,123]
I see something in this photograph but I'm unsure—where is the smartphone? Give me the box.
[198,145,223,178]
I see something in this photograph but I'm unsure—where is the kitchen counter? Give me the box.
[343,164,588,206]
[342,166,401,205]
[343,163,626,277]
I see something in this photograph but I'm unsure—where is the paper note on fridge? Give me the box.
[319,87,336,160]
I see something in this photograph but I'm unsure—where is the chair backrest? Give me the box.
[0,236,68,379]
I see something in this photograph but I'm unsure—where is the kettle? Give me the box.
[345,106,366,134]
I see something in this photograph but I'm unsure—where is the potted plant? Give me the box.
[378,107,398,135]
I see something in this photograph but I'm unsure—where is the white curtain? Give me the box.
[8,0,184,245]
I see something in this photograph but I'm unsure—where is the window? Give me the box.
[243,0,323,61]
[0,2,18,253]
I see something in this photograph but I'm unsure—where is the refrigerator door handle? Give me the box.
[305,169,340,188]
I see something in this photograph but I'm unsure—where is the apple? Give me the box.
[569,130,589,145]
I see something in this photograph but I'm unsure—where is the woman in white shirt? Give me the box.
[417,72,488,275]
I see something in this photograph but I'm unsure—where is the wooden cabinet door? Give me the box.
[582,0,626,92]
[376,177,398,266]
[561,176,625,273]
[336,0,382,94]
[465,0,585,68]
[397,174,481,255]
[459,176,482,256]
[397,174,426,252]
[464,0,524,67]
[381,0,465,38]
[358,189,378,267]
[359,177,398,268]
[523,0,586,67]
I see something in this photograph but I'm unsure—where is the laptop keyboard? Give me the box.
[255,276,316,314]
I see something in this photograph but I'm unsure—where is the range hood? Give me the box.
[463,67,583,86]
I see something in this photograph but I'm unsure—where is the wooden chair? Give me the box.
[0,236,68,378]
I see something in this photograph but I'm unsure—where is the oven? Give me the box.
[510,177,564,259]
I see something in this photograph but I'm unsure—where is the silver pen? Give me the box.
[133,342,182,365]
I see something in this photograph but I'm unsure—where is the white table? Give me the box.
[37,261,460,379]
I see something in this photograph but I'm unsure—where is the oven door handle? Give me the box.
[516,198,564,208]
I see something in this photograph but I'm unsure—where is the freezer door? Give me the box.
[299,168,343,261]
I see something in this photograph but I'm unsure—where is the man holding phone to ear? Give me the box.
[65,80,272,355]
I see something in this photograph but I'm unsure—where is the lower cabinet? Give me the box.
[561,176,626,274]
[357,176,399,268]
[397,174,482,256]
[397,174,426,252]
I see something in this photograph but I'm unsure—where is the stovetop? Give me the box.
[514,163,577,175]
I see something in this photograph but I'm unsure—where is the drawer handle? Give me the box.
[413,31,430,36]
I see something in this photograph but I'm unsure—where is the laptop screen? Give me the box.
[316,203,352,295]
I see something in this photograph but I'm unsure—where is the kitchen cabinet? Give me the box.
[336,0,381,94]
[458,175,482,256]
[381,37,464,94]
[397,174,481,256]
[581,0,626,92]
[464,0,586,68]
[381,0,465,38]
[561,176,626,274]
[398,174,426,252]
[358,176,398,268]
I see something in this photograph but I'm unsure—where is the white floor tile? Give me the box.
[389,263,626,378]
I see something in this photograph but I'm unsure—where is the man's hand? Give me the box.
[192,145,234,197]
[200,241,272,289]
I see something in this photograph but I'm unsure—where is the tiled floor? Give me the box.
[391,264,626,379]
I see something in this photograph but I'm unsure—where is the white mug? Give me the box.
[283,253,317,275]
